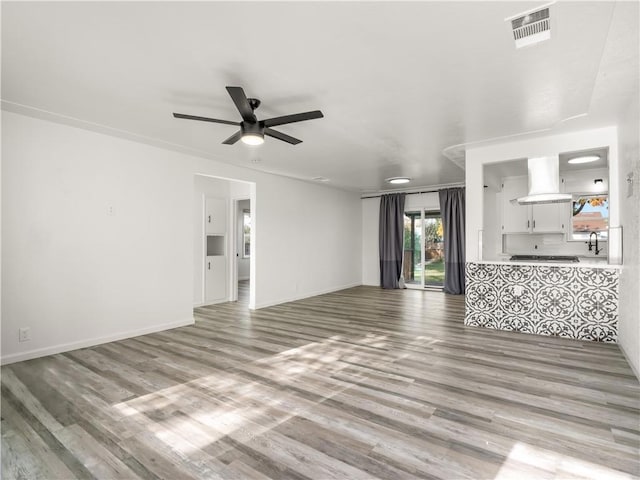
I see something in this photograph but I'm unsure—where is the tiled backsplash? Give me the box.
[502,233,608,259]
[465,262,619,342]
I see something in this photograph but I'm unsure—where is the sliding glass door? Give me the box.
[423,212,445,287]
[403,212,422,286]
[403,210,444,289]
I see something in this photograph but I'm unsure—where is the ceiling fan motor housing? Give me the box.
[241,121,263,136]
[247,98,261,111]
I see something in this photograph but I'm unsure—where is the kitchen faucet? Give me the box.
[588,232,602,255]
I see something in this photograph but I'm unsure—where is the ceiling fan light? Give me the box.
[387,177,411,185]
[241,133,264,146]
[568,155,600,164]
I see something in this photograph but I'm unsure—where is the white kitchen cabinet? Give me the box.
[502,177,530,233]
[205,255,226,303]
[205,197,226,234]
[204,197,227,304]
[531,202,566,233]
[501,176,566,234]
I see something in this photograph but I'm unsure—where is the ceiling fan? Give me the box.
[173,86,323,146]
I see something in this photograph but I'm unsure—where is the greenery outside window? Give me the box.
[243,210,251,258]
[403,210,444,288]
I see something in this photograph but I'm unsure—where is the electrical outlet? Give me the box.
[107,205,115,216]
[19,327,31,342]
[513,285,524,297]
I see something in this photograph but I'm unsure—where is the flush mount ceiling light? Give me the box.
[240,122,264,146]
[241,133,264,146]
[386,177,411,185]
[568,155,600,164]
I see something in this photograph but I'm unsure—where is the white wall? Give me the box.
[465,127,621,262]
[482,187,501,261]
[362,197,380,286]
[1,111,362,363]
[361,192,440,286]
[2,112,194,363]
[236,199,251,281]
[253,175,361,308]
[617,93,640,379]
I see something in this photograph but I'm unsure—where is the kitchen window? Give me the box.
[570,194,608,241]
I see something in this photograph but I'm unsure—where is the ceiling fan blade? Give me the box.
[264,128,302,145]
[226,86,257,123]
[173,113,239,126]
[262,110,323,128]
[222,130,243,145]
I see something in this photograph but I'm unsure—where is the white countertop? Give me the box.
[476,256,620,269]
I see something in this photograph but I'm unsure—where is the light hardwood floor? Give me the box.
[2,286,639,479]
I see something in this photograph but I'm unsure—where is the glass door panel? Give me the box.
[403,212,423,286]
[423,214,444,287]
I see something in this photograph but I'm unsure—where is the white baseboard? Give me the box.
[253,282,361,310]
[619,342,640,381]
[1,317,195,365]
[200,298,228,307]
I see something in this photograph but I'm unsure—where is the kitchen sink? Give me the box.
[509,255,579,263]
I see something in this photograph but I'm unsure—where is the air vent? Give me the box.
[510,7,550,48]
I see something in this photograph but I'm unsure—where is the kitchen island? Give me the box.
[465,260,620,342]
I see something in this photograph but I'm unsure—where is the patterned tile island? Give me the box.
[465,261,620,342]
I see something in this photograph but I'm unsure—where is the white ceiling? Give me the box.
[2,1,638,192]
[484,146,610,182]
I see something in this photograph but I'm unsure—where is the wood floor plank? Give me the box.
[56,424,142,480]
[1,402,76,480]
[2,284,639,479]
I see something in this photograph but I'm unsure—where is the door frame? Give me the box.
[404,209,426,289]
[230,196,251,302]
[404,208,444,291]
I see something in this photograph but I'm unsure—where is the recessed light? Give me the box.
[568,155,600,164]
[386,177,411,185]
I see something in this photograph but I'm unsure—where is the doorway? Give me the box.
[403,210,445,289]
[234,198,251,306]
[194,175,255,310]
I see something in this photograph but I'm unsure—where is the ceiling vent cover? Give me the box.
[511,7,550,48]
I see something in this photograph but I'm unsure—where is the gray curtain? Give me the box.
[379,193,406,289]
[439,188,465,294]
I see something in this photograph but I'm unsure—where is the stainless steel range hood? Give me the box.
[516,156,571,205]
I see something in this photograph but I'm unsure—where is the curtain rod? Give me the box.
[360,183,465,199]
